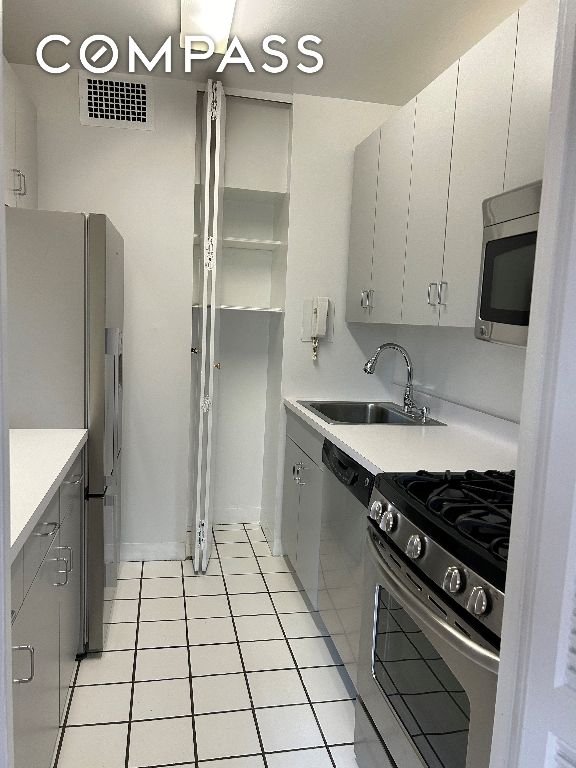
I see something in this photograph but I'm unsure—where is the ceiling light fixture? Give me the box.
[180,0,238,54]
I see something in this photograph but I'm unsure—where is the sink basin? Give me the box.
[298,401,445,426]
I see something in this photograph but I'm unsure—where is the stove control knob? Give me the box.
[370,501,383,523]
[443,566,464,594]
[467,586,489,617]
[406,534,424,560]
[382,508,398,534]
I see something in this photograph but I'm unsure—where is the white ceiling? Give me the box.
[4,0,523,104]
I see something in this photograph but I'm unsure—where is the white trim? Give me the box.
[120,541,186,562]
[490,0,576,764]
[195,82,293,104]
[213,507,261,525]
[0,13,15,763]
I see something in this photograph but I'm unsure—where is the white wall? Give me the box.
[15,65,197,559]
[213,311,270,523]
[394,325,526,422]
[281,95,399,402]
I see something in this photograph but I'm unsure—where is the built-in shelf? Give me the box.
[193,234,284,251]
[192,303,284,313]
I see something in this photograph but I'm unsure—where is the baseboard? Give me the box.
[120,541,186,562]
[213,506,261,525]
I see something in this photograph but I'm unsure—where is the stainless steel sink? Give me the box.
[298,401,445,426]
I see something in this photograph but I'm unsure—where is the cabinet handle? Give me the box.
[437,282,448,307]
[34,521,58,537]
[296,478,307,486]
[56,545,73,572]
[367,289,375,313]
[360,291,369,310]
[20,171,27,196]
[12,645,35,684]
[51,556,70,586]
[11,169,23,195]
[63,474,82,486]
[427,283,439,306]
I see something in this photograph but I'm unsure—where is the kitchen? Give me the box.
[0,0,575,767]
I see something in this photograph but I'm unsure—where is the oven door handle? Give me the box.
[368,534,500,675]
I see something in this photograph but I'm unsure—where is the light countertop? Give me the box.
[10,429,87,560]
[285,398,517,475]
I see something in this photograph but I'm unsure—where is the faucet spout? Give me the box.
[363,342,426,419]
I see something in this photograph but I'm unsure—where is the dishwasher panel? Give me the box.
[320,440,374,686]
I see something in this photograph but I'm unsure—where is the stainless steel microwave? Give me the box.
[475,180,541,346]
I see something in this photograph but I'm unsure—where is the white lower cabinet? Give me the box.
[281,428,324,608]
[11,455,83,768]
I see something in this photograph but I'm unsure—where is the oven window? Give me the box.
[372,587,470,768]
[480,231,537,326]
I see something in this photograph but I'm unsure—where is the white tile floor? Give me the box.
[54,523,359,768]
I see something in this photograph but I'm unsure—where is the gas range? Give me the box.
[368,469,515,641]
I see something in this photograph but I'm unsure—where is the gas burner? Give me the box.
[376,469,516,592]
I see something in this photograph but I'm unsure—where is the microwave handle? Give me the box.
[367,533,499,674]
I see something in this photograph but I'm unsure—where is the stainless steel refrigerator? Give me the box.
[6,207,124,653]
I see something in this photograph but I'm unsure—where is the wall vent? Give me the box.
[79,72,154,130]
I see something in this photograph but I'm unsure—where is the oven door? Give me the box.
[475,212,538,346]
[356,530,499,768]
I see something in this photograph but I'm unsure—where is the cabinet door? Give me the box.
[3,60,17,207]
[402,65,458,326]
[295,458,323,610]
[281,437,301,568]
[15,84,38,209]
[23,493,60,597]
[440,14,518,327]
[12,547,61,768]
[58,471,83,716]
[346,128,380,323]
[370,100,416,324]
[504,0,559,191]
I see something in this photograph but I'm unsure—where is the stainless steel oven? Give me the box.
[355,528,499,768]
[475,180,541,347]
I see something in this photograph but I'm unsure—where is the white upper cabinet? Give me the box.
[505,0,559,191]
[401,64,458,326]
[4,60,17,206]
[439,14,518,328]
[3,59,38,209]
[224,97,290,193]
[370,100,416,325]
[345,127,380,323]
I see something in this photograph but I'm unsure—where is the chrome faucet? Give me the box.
[364,342,429,422]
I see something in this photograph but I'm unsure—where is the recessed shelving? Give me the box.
[193,234,284,251]
[192,303,284,313]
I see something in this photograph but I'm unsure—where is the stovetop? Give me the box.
[374,469,515,593]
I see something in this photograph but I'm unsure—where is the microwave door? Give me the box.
[476,214,538,346]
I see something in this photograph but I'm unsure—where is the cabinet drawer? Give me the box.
[11,550,24,620]
[60,454,83,524]
[286,412,323,467]
[23,493,60,597]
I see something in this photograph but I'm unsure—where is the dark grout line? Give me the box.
[181,559,200,768]
[124,560,144,768]
[51,657,81,767]
[212,537,270,768]
[242,524,338,768]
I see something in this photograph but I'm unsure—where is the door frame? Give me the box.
[0,8,16,765]
[489,0,576,764]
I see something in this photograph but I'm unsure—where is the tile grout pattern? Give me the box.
[53,523,359,768]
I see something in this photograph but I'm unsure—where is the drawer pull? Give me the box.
[51,557,70,587]
[33,522,58,537]
[55,545,73,572]
[12,645,34,684]
[63,474,83,486]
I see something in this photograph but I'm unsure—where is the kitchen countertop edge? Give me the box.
[284,398,518,476]
[10,429,88,561]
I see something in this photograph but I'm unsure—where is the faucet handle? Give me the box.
[418,405,430,423]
